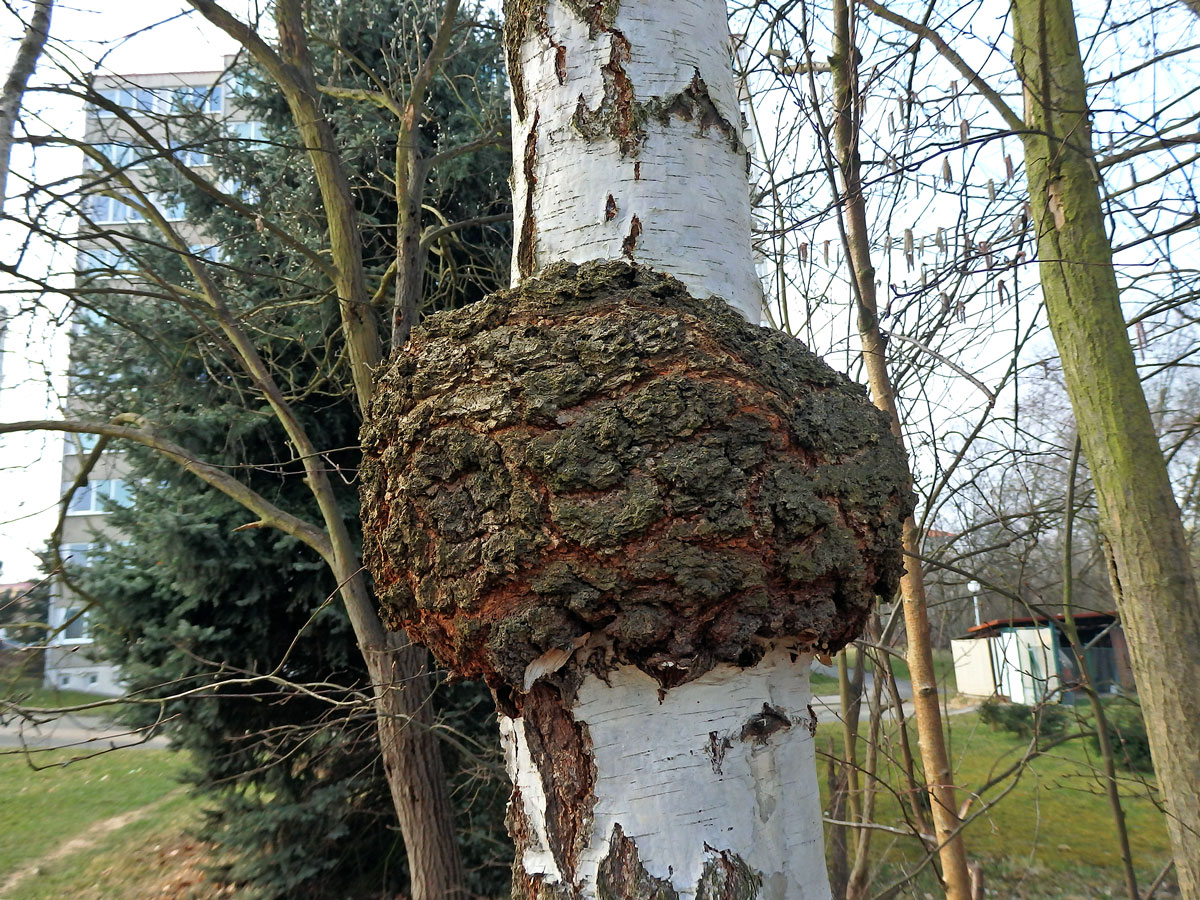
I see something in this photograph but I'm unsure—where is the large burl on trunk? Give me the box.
[360,261,913,900]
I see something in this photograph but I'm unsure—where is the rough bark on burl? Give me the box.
[360,261,913,899]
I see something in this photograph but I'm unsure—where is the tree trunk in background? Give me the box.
[0,0,53,203]
[330,541,469,900]
[828,2,972,896]
[184,4,470,897]
[369,632,467,900]
[1012,0,1200,894]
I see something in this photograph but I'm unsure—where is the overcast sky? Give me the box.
[0,2,238,582]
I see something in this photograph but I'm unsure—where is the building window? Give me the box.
[90,142,147,171]
[88,193,144,225]
[62,431,102,455]
[88,193,184,224]
[96,84,223,118]
[78,246,136,273]
[86,673,99,686]
[159,195,187,222]
[175,146,210,167]
[61,607,88,641]
[59,674,71,687]
[189,244,222,263]
[60,542,98,568]
[64,478,131,515]
[227,120,266,144]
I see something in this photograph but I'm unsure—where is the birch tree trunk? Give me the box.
[1012,0,1200,894]
[0,0,52,203]
[505,0,763,322]
[499,6,822,896]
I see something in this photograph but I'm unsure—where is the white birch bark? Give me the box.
[508,0,763,321]
[504,643,831,900]
[500,4,831,897]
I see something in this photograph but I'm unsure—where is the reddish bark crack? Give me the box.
[518,683,597,885]
[596,824,680,900]
[518,111,541,279]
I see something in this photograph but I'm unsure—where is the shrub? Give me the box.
[1095,703,1154,773]
[979,697,1072,741]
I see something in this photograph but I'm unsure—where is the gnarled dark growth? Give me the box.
[360,261,912,690]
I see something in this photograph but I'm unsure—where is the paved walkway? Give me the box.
[0,712,169,751]
[1,674,970,750]
[808,666,979,724]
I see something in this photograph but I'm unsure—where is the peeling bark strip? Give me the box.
[521,683,597,883]
[503,0,763,319]
[359,262,912,691]
[518,111,541,279]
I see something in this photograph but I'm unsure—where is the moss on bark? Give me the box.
[360,262,912,690]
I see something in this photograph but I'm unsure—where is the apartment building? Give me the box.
[44,64,236,695]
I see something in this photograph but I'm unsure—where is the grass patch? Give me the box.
[0,748,190,879]
[818,710,1172,895]
[811,671,840,693]
[3,789,221,900]
[0,706,1171,899]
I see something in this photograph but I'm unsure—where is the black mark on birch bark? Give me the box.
[650,70,744,153]
[562,0,621,36]
[634,161,641,180]
[518,111,541,279]
[697,846,762,900]
[534,16,568,85]
[738,703,791,744]
[597,823,680,900]
[707,730,733,775]
[622,215,642,257]
[606,194,618,221]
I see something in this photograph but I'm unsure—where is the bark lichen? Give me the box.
[360,261,913,690]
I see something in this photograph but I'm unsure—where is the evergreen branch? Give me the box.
[424,128,508,168]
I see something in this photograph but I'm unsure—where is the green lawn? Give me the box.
[818,711,1172,897]
[0,748,190,880]
[0,710,1173,899]
[4,789,205,900]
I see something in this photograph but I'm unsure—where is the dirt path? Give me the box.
[0,791,179,898]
